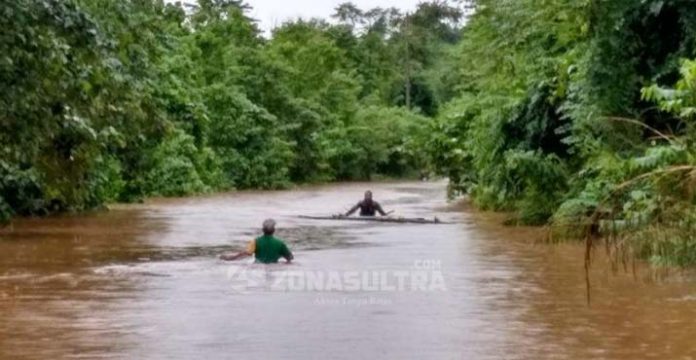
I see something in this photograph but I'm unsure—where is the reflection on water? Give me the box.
[1,181,695,359]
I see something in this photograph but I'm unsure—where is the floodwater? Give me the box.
[1,181,695,359]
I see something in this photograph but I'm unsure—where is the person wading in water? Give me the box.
[343,190,388,217]
[220,219,293,264]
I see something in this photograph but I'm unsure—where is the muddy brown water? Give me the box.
[1,181,695,359]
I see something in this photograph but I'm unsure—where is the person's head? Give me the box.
[364,190,373,201]
[262,219,276,235]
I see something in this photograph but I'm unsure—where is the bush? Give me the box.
[142,129,212,197]
[206,90,293,189]
[322,106,428,180]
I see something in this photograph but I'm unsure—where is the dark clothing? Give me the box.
[251,235,293,264]
[346,200,386,216]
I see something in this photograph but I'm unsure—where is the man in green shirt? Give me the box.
[220,219,294,264]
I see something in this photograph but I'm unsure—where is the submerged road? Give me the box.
[1,181,695,359]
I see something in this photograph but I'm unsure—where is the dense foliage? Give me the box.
[424,0,696,265]
[5,0,694,266]
[1,0,464,222]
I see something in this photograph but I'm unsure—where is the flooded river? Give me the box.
[1,181,695,359]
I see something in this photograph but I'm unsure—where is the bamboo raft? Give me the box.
[298,215,448,224]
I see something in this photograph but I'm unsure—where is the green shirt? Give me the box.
[251,235,292,264]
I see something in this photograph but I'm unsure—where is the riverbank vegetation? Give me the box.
[423,0,696,266]
[0,0,462,222]
[3,0,695,266]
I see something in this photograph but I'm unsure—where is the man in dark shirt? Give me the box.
[344,190,387,217]
[220,219,293,264]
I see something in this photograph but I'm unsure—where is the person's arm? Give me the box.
[219,252,251,261]
[375,202,387,216]
[220,240,255,261]
[280,243,294,263]
[344,202,361,217]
